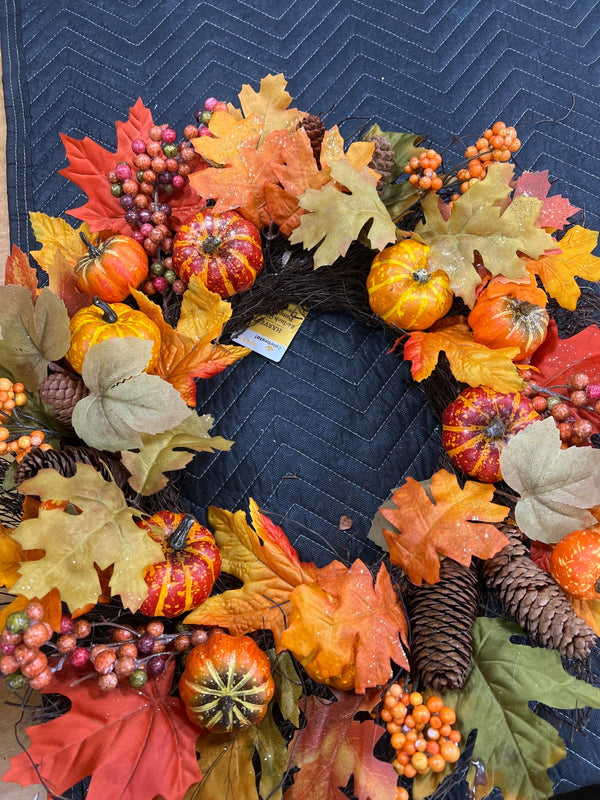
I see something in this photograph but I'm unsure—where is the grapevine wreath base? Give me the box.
[2,74,600,800]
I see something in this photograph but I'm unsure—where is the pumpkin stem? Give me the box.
[201,236,222,254]
[92,296,118,324]
[412,268,431,284]
[484,416,506,440]
[169,513,196,551]
[63,501,81,515]
[514,300,538,317]
[79,231,102,258]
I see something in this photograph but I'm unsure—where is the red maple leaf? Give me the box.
[529,319,600,433]
[513,170,580,230]
[59,98,202,235]
[3,662,201,800]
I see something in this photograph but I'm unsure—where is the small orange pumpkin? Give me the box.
[75,233,149,303]
[136,511,221,618]
[179,630,275,732]
[66,296,161,374]
[366,240,453,330]
[468,276,549,360]
[550,528,600,599]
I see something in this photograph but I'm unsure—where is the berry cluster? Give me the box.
[457,121,521,193]
[0,378,27,417]
[523,371,599,446]
[0,603,55,691]
[0,426,51,462]
[380,684,461,779]
[404,149,443,193]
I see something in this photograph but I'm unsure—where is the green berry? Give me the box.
[163,269,177,284]
[129,668,148,688]
[5,671,28,691]
[150,261,165,276]
[6,611,30,635]
[545,395,561,410]
[162,143,178,158]
[110,183,124,198]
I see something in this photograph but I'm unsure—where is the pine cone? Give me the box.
[407,558,479,691]
[481,525,597,660]
[300,113,326,165]
[39,371,88,425]
[366,135,395,191]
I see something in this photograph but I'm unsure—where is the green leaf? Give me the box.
[254,710,289,800]
[446,617,600,800]
[415,163,555,307]
[0,286,71,391]
[72,337,190,452]
[289,159,397,267]
[271,649,303,728]
[120,413,233,496]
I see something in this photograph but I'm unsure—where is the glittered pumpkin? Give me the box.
[441,386,540,483]
[136,511,221,618]
[179,630,275,732]
[550,528,600,599]
[366,240,453,330]
[75,233,149,303]
[172,209,263,297]
[66,296,161,374]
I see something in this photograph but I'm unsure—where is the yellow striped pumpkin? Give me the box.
[172,209,263,297]
[137,511,221,618]
[366,240,453,330]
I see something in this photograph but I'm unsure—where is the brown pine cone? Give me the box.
[39,370,88,425]
[407,558,479,692]
[366,135,395,191]
[300,113,326,165]
[481,525,597,660]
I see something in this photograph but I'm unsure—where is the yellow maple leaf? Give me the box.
[403,315,525,393]
[191,110,262,169]
[29,212,92,270]
[525,225,600,310]
[237,73,304,136]
[320,126,376,174]
[175,276,236,341]
[0,524,26,589]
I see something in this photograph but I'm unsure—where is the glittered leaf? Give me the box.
[513,170,580,230]
[184,499,318,647]
[416,163,555,306]
[72,337,190,452]
[0,285,71,391]
[289,159,397,267]
[10,465,164,612]
[500,416,600,542]
[3,661,200,800]
[4,245,40,301]
[445,617,600,800]
[379,469,509,584]
[254,709,289,800]
[281,560,409,692]
[121,413,232,496]
[403,315,524,393]
[238,73,304,136]
[525,226,600,310]
[285,690,397,800]
[319,127,376,173]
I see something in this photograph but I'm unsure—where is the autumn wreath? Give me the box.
[1,74,600,800]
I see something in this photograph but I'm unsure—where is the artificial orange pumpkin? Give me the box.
[136,511,221,618]
[75,233,148,303]
[66,296,161,374]
[172,209,263,297]
[441,386,540,482]
[468,276,549,360]
[550,528,600,599]
[366,240,453,330]
[179,630,275,732]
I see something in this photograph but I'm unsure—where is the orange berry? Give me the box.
[449,730,462,744]
[396,788,409,800]
[409,156,420,169]
[380,709,393,722]
[408,173,419,185]
[426,696,444,713]
[426,149,437,159]
[0,378,12,391]
[409,691,423,707]
[30,430,44,447]
[476,137,489,151]
[388,683,403,698]
[465,145,478,158]
[419,157,431,169]
[384,694,398,708]
[7,440,19,452]
[492,121,506,134]
[469,161,484,177]
[483,128,493,140]
[499,148,512,161]
[428,753,447,773]
[457,168,470,182]
[393,760,404,776]
[440,740,461,763]
[40,443,53,451]
[509,138,521,152]
[440,707,456,725]
[0,426,9,441]
[0,442,7,454]
[439,723,452,738]
[490,135,505,149]
[460,181,470,194]
[3,399,15,411]
[0,391,8,403]
[411,751,429,774]
[505,126,517,138]
[396,751,410,766]
[390,732,406,750]
[412,704,431,726]
[14,392,27,407]
[403,763,417,779]
[431,176,443,192]
[17,435,31,450]
[426,740,440,755]
[404,164,413,174]
[426,726,440,740]
[402,741,416,757]
[404,714,416,729]
[479,150,493,162]
[419,176,432,190]
[400,693,410,706]
[387,721,402,734]
[404,730,418,743]
[391,704,407,720]
[415,738,427,752]
[12,383,24,393]
[492,149,503,161]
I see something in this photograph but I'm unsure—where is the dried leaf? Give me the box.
[4,245,40,301]
[238,73,304,136]
[285,690,397,800]
[403,315,525,393]
[191,729,258,800]
[10,465,165,612]
[121,413,232,496]
[500,416,600,542]
[379,469,509,584]
[0,285,71,391]
[525,226,600,310]
[445,617,600,800]
[281,560,409,692]
[72,337,190,452]
[184,499,317,646]
[415,163,555,306]
[513,170,580,230]
[289,159,397,267]
[3,662,201,800]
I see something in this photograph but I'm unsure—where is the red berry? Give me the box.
[69,646,90,667]
[174,634,191,652]
[59,615,74,634]
[152,276,168,292]
[147,656,166,676]
[21,651,48,678]
[162,127,177,144]
[572,418,593,440]
[115,162,132,181]
[171,174,185,190]
[14,644,37,665]
[184,124,199,140]
[587,384,600,402]
[172,279,186,295]
[0,654,19,674]
[146,140,163,158]
[131,139,147,154]
[204,97,218,111]
[197,127,212,137]
[213,101,229,113]
[1,642,15,655]
[111,627,134,643]
[132,231,146,245]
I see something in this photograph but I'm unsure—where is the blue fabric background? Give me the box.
[2,1,600,796]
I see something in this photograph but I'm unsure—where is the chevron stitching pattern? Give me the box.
[3,1,600,794]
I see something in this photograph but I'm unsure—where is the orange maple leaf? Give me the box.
[281,560,409,693]
[4,246,40,301]
[525,225,600,311]
[380,469,509,584]
[0,588,63,632]
[184,499,319,646]
[403,315,524,393]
